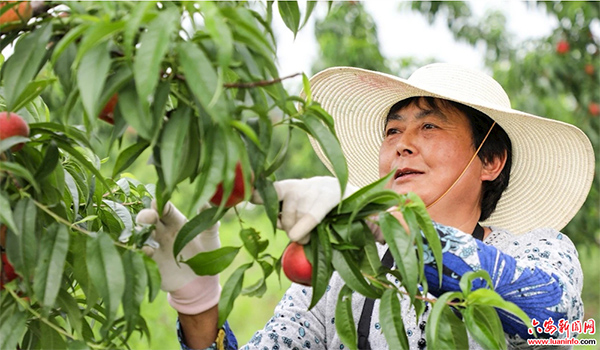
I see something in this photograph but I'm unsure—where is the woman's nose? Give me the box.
[395,131,416,157]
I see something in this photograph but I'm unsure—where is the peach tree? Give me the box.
[0,1,530,349]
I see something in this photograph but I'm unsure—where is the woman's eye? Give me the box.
[385,128,399,136]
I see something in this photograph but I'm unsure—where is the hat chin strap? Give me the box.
[426,121,497,211]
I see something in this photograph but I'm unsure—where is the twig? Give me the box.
[31,199,129,249]
[363,273,462,306]
[224,73,302,89]
[172,71,302,89]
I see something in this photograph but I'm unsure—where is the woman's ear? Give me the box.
[481,151,507,181]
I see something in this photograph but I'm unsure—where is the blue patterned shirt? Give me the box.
[178,225,583,350]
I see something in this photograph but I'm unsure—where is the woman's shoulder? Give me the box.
[486,226,579,259]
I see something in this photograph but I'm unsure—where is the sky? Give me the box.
[271,1,559,94]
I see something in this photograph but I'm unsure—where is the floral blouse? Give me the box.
[178,225,583,350]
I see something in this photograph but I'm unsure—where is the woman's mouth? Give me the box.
[394,168,424,182]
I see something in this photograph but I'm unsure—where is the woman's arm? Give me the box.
[422,224,583,340]
[178,306,220,349]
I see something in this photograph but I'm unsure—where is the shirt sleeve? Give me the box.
[239,283,329,350]
[421,223,583,341]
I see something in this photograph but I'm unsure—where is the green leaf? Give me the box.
[6,198,37,289]
[112,141,150,177]
[229,120,262,151]
[53,139,112,197]
[77,40,111,121]
[0,310,28,350]
[459,270,495,296]
[86,232,126,325]
[64,170,79,215]
[302,114,348,197]
[0,192,18,237]
[300,1,317,30]
[242,259,273,298]
[34,223,70,308]
[309,226,333,310]
[67,340,90,350]
[302,73,312,103]
[39,321,67,349]
[331,250,381,299]
[75,20,125,67]
[0,161,40,194]
[425,291,468,350]
[35,141,60,181]
[184,246,241,276]
[30,122,93,149]
[240,228,268,259]
[278,1,301,37]
[56,288,83,337]
[50,23,90,65]
[0,136,29,153]
[362,235,382,277]
[253,176,279,232]
[463,304,507,350]
[173,206,224,257]
[378,212,418,298]
[117,82,154,141]
[123,2,155,60]
[103,200,133,233]
[176,41,229,123]
[218,262,253,328]
[143,254,161,302]
[160,106,191,192]
[221,7,275,60]
[466,288,531,328]
[12,78,56,113]
[122,250,148,338]
[339,171,394,214]
[199,2,233,68]
[134,7,179,102]
[3,23,52,110]
[406,192,443,283]
[334,285,357,350]
[379,289,409,350]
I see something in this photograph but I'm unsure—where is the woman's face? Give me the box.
[378,99,485,212]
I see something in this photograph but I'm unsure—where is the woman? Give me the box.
[136,63,594,349]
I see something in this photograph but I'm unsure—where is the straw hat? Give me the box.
[307,63,595,235]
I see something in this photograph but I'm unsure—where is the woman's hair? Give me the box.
[385,97,512,221]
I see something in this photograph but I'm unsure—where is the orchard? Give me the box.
[1,1,597,350]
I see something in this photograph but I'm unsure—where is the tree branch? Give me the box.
[223,73,302,89]
[172,71,302,89]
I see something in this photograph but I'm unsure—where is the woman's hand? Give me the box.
[136,201,221,315]
[253,176,357,244]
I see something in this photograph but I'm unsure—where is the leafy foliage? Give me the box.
[0,1,341,347]
[0,1,541,349]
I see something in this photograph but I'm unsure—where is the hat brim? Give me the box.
[308,66,594,235]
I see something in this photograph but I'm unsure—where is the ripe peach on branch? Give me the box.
[0,112,29,152]
[210,162,253,208]
[0,1,32,32]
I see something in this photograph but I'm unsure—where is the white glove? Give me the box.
[136,201,221,315]
[253,176,358,244]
